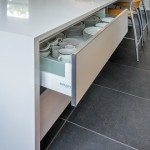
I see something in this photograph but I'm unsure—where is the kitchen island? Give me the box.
[0,0,127,150]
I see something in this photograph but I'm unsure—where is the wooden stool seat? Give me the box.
[115,0,141,9]
[108,8,131,17]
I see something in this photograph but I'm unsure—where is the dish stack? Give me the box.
[40,42,51,57]
[51,37,84,63]
[82,13,115,40]
[83,15,100,27]
[40,11,115,62]
[63,22,85,38]
[83,27,102,39]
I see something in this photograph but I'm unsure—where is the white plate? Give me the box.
[101,17,114,23]
[59,48,76,55]
[95,22,108,28]
[63,38,84,47]
[83,27,102,36]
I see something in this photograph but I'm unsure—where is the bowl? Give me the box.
[40,42,51,52]
[55,33,65,39]
[84,15,100,27]
[40,50,50,57]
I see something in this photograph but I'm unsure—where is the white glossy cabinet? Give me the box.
[0,0,128,149]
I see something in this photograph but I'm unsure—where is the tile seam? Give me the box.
[46,106,76,149]
[62,119,138,150]
[110,61,150,72]
[93,83,150,102]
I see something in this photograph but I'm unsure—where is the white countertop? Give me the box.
[0,0,117,38]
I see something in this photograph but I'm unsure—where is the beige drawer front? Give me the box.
[71,10,128,106]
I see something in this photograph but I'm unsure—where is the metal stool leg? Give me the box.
[137,8,144,46]
[130,8,139,61]
[138,7,145,43]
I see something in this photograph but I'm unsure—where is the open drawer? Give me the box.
[40,9,128,106]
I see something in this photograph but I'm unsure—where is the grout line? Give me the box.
[46,120,66,150]
[110,61,150,72]
[62,119,138,150]
[65,106,76,120]
[93,83,150,103]
[46,105,76,150]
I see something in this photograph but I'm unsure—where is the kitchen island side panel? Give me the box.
[0,31,40,150]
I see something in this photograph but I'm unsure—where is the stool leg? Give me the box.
[130,11,139,61]
[138,8,145,43]
[142,0,149,34]
[137,8,144,46]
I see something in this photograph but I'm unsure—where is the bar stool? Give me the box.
[115,0,149,39]
[108,0,143,61]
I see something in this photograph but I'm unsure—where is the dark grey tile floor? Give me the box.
[41,12,150,150]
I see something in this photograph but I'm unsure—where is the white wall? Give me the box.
[144,0,150,10]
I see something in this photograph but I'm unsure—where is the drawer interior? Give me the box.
[40,57,66,77]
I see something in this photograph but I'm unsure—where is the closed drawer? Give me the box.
[40,9,128,106]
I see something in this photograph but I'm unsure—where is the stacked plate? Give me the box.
[40,42,51,57]
[101,17,114,23]
[84,15,100,27]
[63,22,85,38]
[95,22,108,28]
[58,46,77,63]
[50,37,85,61]
[83,27,102,39]
[40,38,63,58]
[60,37,85,48]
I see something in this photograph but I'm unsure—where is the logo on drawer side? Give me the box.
[60,82,71,89]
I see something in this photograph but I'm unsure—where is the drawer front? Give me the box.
[72,10,128,106]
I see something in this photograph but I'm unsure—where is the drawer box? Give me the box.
[40,58,72,96]
[40,10,128,106]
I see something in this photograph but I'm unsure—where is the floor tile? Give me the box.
[48,122,134,150]
[40,119,65,150]
[125,26,141,39]
[60,103,75,119]
[40,86,46,94]
[110,45,150,70]
[94,62,150,99]
[69,85,150,150]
